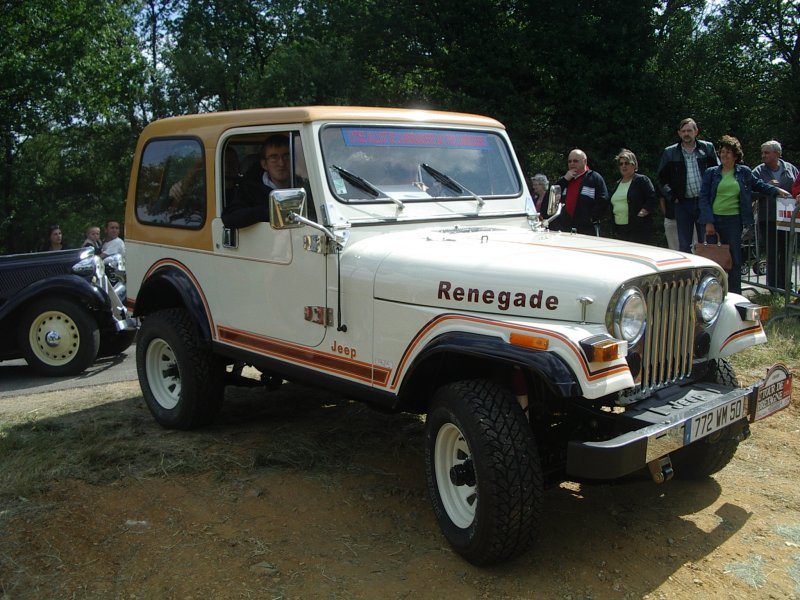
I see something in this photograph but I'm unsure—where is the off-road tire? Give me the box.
[19,298,100,376]
[672,358,743,479]
[136,308,224,429]
[424,379,543,565]
[98,329,136,358]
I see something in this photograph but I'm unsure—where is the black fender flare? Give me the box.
[0,275,107,323]
[397,331,580,409]
[133,264,213,342]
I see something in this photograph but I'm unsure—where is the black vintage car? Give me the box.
[0,247,137,376]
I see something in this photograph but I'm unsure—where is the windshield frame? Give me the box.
[318,123,522,206]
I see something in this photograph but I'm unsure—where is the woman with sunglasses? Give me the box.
[609,149,657,245]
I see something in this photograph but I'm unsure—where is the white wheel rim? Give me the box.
[28,310,80,366]
[434,422,476,529]
[145,338,181,410]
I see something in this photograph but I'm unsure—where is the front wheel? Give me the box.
[424,379,543,565]
[19,298,100,376]
[136,309,223,429]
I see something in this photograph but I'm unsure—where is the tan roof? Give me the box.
[140,106,505,138]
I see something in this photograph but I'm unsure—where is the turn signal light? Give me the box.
[580,336,628,363]
[736,303,769,322]
[510,333,549,350]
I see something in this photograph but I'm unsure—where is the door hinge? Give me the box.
[304,234,337,254]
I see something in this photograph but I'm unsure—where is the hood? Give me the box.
[360,225,707,324]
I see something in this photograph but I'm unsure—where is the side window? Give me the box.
[221,131,314,221]
[135,138,206,229]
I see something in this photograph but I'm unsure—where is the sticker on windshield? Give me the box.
[342,128,489,150]
[329,168,348,195]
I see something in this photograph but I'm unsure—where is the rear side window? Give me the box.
[135,138,206,228]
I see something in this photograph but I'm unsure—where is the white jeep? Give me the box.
[124,107,791,565]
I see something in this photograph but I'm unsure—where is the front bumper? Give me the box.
[565,379,768,480]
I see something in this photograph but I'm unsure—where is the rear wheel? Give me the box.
[672,359,744,479]
[424,379,543,565]
[19,298,100,376]
[136,308,223,429]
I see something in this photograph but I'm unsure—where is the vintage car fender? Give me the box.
[0,274,107,323]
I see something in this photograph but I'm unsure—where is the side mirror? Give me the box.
[270,188,307,229]
[546,184,562,217]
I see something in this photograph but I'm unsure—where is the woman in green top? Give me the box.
[608,149,656,244]
[698,135,790,294]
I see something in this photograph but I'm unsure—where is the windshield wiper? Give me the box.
[330,165,404,209]
[420,163,485,208]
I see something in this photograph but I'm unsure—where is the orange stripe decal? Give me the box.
[217,326,392,386]
[720,324,763,352]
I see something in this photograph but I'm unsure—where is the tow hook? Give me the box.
[647,456,674,483]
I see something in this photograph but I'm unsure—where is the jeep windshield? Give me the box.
[320,126,521,204]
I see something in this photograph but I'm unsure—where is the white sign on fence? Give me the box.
[776,197,798,232]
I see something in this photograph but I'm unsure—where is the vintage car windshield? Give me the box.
[319,125,521,204]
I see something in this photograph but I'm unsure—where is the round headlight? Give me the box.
[613,288,647,345]
[695,276,724,324]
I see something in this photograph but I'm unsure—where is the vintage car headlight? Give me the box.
[613,288,647,345]
[72,252,104,281]
[695,276,724,324]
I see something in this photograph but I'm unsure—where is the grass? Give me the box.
[729,304,800,386]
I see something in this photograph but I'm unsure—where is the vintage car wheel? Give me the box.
[424,379,543,565]
[672,359,743,479]
[98,329,136,358]
[136,308,223,430]
[19,298,100,376]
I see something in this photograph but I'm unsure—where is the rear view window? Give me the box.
[135,138,206,228]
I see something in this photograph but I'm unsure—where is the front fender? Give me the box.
[710,292,767,358]
[134,265,213,342]
[397,331,582,410]
[0,275,106,322]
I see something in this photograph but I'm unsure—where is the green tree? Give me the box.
[0,0,146,252]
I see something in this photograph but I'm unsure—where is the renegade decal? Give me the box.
[438,280,559,311]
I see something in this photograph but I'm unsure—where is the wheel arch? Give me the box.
[396,332,580,413]
[134,266,213,343]
[0,276,106,322]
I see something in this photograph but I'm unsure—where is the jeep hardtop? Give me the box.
[124,106,791,565]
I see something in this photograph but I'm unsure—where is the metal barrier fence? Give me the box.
[742,196,799,317]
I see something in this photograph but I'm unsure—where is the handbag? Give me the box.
[693,234,732,270]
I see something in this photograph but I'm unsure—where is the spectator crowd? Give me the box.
[530,117,797,294]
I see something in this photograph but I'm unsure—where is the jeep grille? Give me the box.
[639,273,698,391]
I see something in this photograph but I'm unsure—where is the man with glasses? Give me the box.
[222,134,291,228]
[553,148,608,236]
[656,118,719,252]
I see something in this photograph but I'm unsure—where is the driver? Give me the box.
[222,134,290,229]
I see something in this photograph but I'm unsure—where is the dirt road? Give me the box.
[1,374,799,599]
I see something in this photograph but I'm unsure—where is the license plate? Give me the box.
[685,397,746,443]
